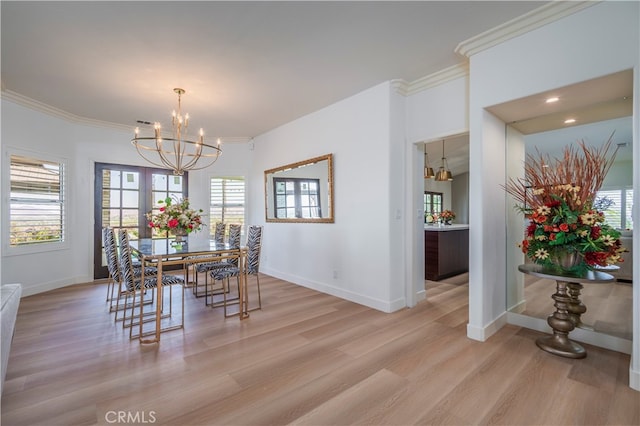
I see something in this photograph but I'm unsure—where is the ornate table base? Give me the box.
[566,282,592,330]
[518,264,614,359]
[536,279,586,358]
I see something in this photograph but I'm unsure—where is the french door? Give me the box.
[93,163,188,279]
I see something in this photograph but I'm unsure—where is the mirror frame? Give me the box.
[264,153,334,223]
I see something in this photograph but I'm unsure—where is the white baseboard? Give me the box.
[630,365,640,391]
[260,267,405,313]
[466,312,508,342]
[20,275,93,297]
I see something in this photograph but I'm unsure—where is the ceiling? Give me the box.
[1,1,548,141]
[422,69,634,179]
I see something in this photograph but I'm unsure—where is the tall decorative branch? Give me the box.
[504,134,618,213]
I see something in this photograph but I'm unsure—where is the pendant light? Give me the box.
[435,139,453,181]
[424,143,435,179]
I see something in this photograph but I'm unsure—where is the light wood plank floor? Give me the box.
[2,273,638,426]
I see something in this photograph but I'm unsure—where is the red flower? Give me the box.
[547,200,561,208]
[590,226,601,240]
[526,222,537,237]
[544,225,554,232]
[159,207,165,212]
[532,213,547,224]
[559,223,569,232]
[521,240,529,254]
[168,218,179,228]
[585,251,608,266]
[549,233,557,241]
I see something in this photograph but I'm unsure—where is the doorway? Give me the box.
[93,162,188,279]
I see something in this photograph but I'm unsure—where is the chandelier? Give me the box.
[435,139,453,181]
[131,88,222,176]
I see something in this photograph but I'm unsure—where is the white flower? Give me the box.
[534,248,549,260]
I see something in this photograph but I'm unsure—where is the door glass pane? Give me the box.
[102,189,121,208]
[122,172,139,189]
[152,174,168,191]
[168,175,183,192]
[105,170,121,189]
[122,190,139,208]
[122,209,139,228]
[104,209,121,227]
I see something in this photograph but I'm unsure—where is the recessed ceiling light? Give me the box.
[564,118,576,124]
[546,97,559,103]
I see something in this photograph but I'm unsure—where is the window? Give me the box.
[9,154,65,247]
[596,188,633,230]
[424,191,443,221]
[210,177,245,237]
[273,178,321,219]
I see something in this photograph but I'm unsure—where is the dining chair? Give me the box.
[208,225,263,316]
[214,222,226,245]
[117,229,185,339]
[192,223,241,298]
[185,222,226,292]
[103,227,156,318]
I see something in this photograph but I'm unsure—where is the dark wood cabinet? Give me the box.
[425,227,469,280]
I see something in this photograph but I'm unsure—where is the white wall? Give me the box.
[250,82,405,312]
[467,1,639,389]
[405,75,469,306]
[1,99,252,295]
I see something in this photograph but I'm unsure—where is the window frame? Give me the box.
[209,176,246,238]
[424,191,443,222]
[597,186,634,230]
[273,177,322,219]
[3,148,69,256]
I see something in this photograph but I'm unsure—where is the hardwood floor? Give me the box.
[2,273,638,425]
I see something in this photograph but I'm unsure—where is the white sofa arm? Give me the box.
[1,283,22,395]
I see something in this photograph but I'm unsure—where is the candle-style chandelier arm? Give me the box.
[132,136,222,175]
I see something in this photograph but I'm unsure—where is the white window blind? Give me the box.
[210,177,245,237]
[10,154,65,246]
[596,188,633,230]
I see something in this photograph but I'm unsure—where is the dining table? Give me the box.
[129,237,248,344]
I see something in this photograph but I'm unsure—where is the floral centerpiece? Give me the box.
[425,212,438,224]
[146,197,205,241]
[504,137,625,274]
[440,210,456,225]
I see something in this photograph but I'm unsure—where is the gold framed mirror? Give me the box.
[264,154,334,223]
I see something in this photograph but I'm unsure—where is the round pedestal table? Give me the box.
[518,264,614,359]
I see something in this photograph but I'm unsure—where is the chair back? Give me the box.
[117,230,137,292]
[228,224,241,247]
[103,227,121,282]
[214,222,226,245]
[226,224,242,266]
[246,225,263,275]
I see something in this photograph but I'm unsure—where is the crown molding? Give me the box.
[391,62,470,97]
[407,63,469,95]
[1,89,252,143]
[455,1,598,58]
[1,88,131,132]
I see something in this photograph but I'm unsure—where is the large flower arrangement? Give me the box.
[146,197,205,236]
[440,210,456,224]
[504,137,625,274]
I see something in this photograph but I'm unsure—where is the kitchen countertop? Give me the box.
[424,224,469,231]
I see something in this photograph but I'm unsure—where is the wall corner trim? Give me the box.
[455,1,598,58]
[467,312,508,342]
